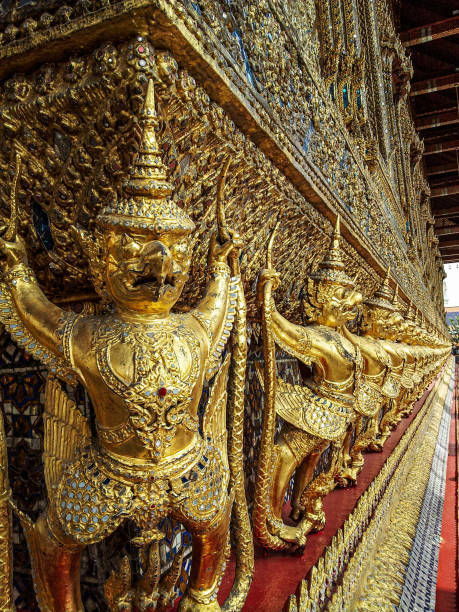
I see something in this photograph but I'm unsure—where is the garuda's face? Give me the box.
[312,282,362,328]
[380,311,404,340]
[105,230,191,315]
[401,320,417,344]
[361,307,401,339]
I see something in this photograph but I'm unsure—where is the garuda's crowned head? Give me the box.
[96,80,195,315]
[400,299,418,344]
[361,267,403,339]
[303,216,362,328]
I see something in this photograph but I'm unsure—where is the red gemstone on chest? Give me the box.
[158,387,167,397]
[138,46,145,53]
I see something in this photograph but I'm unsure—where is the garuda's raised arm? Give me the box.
[191,230,242,377]
[270,297,315,364]
[0,233,76,384]
[256,270,316,366]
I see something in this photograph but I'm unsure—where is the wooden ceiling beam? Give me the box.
[426,162,458,176]
[431,182,459,197]
[432,205,459,218]
[424,139,459,155]
[416,109,459,129]
[439,239,459,249]
[417,106,457,117]
[401,15,459,46]
[435,224,459,236]
[410,72,459,96]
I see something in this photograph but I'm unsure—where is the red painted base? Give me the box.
[216,383,435,612]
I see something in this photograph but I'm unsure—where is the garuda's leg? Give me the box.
[298,437,344,535]
[400,389,416,417]
[268,424,321,546]
[23,444,126,612]
[368,402,390,452]
[339,416,376,486]
[23,503,85,612]
[290,445,327,521]
[362,415,379,452]
[377,395,403,447]
[348,417,369,477]
[177,496,232,612]
[336,421,358,487]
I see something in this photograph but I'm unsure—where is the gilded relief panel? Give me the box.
[0,37,384,324]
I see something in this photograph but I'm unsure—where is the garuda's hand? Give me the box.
[208,229,243,267]
[0,231,28,271]
[257,268,280,301]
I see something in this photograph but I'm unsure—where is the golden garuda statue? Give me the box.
[335,268,410,485]
[335,278,395,487]
[254,217,363,550]
[0,80,253,612]
[361,267,413,451]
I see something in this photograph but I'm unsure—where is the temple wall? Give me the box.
[0,1,449,610]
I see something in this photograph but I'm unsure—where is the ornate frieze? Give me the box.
[0,0,447,329]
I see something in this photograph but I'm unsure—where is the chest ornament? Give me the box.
[94,315,201,462]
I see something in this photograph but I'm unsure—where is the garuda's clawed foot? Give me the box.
[367,439,384,452]
[336,467,358,488]
[274,523,308,548]
[178,590,221,612]
[298,508,326,535]
[290,505,304,522]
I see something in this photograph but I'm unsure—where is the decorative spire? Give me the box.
[364,265,395,311]
[391,285,401,311]
[97,80,195,235]
[406,299,415,320]
[123,79,173,200]
[323,215,344,271]
[309,216,355,287]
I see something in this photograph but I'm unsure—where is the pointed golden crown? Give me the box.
[309,216,355,288]
[364,265,396,311]
[97,80,195,235]
[406,299,415,320]
[391,285,401,311]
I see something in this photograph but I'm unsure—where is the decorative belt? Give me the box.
[355,379,384,417]
[306,380,354,406]
[96,411,199,446]
[381,372,402,398]
[97,432,205,483]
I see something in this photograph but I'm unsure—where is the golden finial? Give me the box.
[309,215,355,287]
[364,265,395,311]
[376,265,392,301]
[331,215,340,251]
[392,285,400,311]
[406,299,415,320]
[123,79,173,200]
[97,79,195,235]
[322,215,343,271]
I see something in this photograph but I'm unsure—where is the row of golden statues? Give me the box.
[0,82,449,612]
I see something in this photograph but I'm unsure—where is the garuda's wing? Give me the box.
[255,361,309,428]
[202,353,231,468]
[43,376,91,497]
